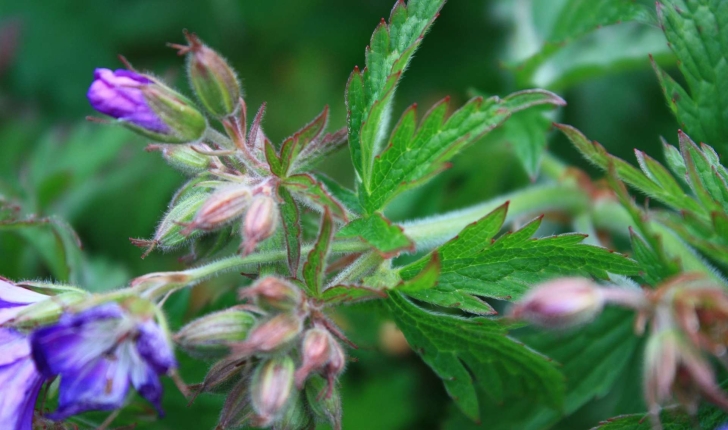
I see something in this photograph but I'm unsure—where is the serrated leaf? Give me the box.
[313,173,362,216]
[656,0,728,154]
[292,128,348,174]
[363,90,565,213]
[388,292,564,422]
[400,202,639,314]
[558,124,703,213]
[347,0,446,185]
[279,106,328,175]
[282,174,349,222]
[679,130,726,212]
[396,253,439,293]
[629,228,681,285]
[336,213,414,258]
[303,209,334,297]
[277,186,301,277]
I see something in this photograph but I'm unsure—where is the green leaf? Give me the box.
[303,209,334,297]
[400,202,639,314]
[503,108,552,179]
[557,124,703,213]
[347,0,446,185]
[264,139,284,177]
[395,253,440,293]
[282,174,349,222]
[313,173,362,216]
[388,292,564,423]
[336,213,414,257]
[363,90,565,213]
[320,284,387,306]
[278,106,328,175]
[655,0,728,154]
[277,186,301,277]
[291,128,348,175]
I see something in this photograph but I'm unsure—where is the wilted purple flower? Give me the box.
[87,68,168,133]
[0,277,48,324]
[31,302,177,420]
[0,328,45,430]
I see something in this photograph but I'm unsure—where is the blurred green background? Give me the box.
[0,0,680,428]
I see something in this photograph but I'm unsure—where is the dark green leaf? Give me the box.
[278,186,301,277]
[279,106,328,175]
[336,213,414,257]
[303,209,334,297]
[283,174,349,222]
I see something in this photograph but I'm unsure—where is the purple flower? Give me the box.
[0,277,48,324]
[31,303,177,420]
[87,68,169,134]
[0,328,45,430]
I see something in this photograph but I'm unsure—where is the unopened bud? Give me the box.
[184,185,251,234]
[218,376,253,430]
[509,277,605,329]
[305,375,342,430]
[239,276,301,311]
[88,68,207,143]
[251,356,295,426]
[192,357,249,397]
[295,329,332,388]
[172,32,241,117]
[130,272,192,295]
[147,143,217,174]
[132,191,209,256]
[232,313,302,357]
[11,291,88,328]
[241,196,278,256]
[275,390,313,430]
[175,308,256,359]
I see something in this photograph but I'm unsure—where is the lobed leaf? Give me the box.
[363,90,565,213]
[388,292,565,422]
[277,186,302,277]
[303,209,334,297]
[400,202,639,314]
[282,174,349,222]
[347,0,446,185]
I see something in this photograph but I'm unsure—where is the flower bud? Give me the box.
[305,375,342,430]
[88,68,206,143]
[130,272,192,296]
[173,32,241,117]
[232,313,303,357]
[175,309,257,359]
[147,143,217,175]
[9,291,88,328]
[509,277,605,329]
[132,191,209,256]
[275,390,313,430]
[184,184,252,234]
[218,376,253,430]
[251,356,295,426]
[295,329,332,388]
[241,196,278,256]
[193,357,249,397]
[239,276,301,312]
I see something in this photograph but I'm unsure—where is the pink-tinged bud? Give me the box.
[130,272,192,296]
[251,356,295,426]
[183,185,251,234]
[672,286,728,356]
[232,313,302,357]
[171,31,241,117]
[305,375,342,430]
[241,196,278,256]
[295,329,332,388]
[239,276,301,312]
[509,277,605,329]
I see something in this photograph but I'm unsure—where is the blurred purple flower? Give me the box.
[31,303,176,420]
[0,328,45,430]
[0,277,47,324]
[87,68,168,133]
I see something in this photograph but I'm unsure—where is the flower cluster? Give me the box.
[0,278,176,430]
[176,276,345,429]
[89,31,348,261]
[510,275,728,429]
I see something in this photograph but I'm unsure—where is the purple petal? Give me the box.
[87,68,168,133]
[0,329,44,430]
[31,303,124,377]
[128,351,164,415]
[136,319,177,374]
[0,280,47,325]
[48,352,131,420]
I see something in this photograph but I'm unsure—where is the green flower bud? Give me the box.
[173,31,241,117]
[147,143,217,175]
[251,356,295,426]
[305,375,342,430]
[11,291,88,328]
[175,308,257,359]
[275,390,313,430]
[139,78,208,143]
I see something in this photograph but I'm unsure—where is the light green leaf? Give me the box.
[336,213,414,257]
[347,0,446,185]
[388,292,564,423]
[363,90,565,213]
[655,0,728,154]
[400,202,639,314]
